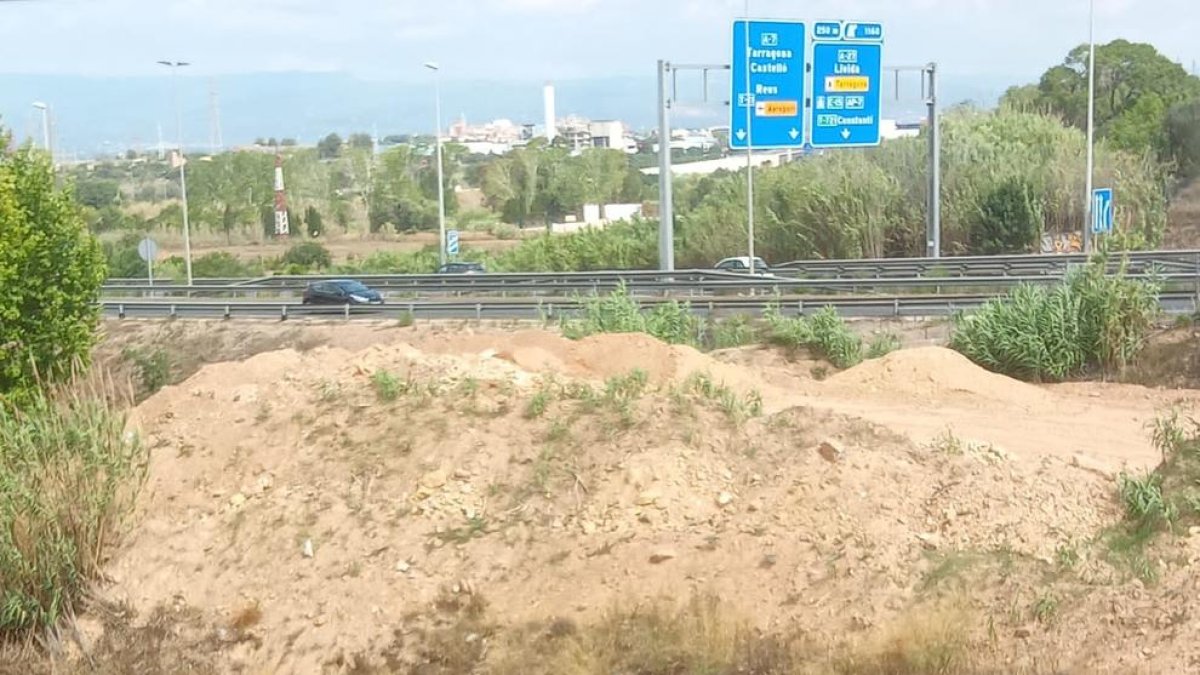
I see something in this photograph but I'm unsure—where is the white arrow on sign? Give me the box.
[841,128,851,140]
[735,129,747,141]
[789,128,800,140]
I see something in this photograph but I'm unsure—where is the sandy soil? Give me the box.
[76,323,1200,672]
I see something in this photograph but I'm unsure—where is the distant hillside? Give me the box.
[0,71,1007,157]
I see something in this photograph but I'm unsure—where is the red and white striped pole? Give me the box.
[273,152,290,237]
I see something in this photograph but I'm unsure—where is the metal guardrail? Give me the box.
[99,271,1200,300]
[101,291,1200,322]
[104,250,1200,292]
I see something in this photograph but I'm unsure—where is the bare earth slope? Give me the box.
[91,326,1200,673]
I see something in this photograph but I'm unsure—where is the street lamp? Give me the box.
[1083,0,1096,253]
[31,101,50,160]
[425,61,448,267]
[158,60,194,286]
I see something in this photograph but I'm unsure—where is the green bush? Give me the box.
[969,176,1043,254]
[0,142,107,404]
[562,284,701,346]
[950,255,1159,381]
[764,305,864,369]
[280,241,333,271]
[0,385,147,636]
[192,251,261,278]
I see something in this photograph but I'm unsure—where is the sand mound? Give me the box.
[85,325,1200,672]
[826,346,1050,408]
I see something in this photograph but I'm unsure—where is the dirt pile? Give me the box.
[827,346,1050,409]
[74,327,1200,673]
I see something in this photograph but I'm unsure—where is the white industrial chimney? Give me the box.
[543,82,557,141]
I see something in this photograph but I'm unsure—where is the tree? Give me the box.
[317,133,343,160]
[0,137,107,402]
[348,133,373,150]
[74,178,120,209]
[1003,40,1200,159]
[969,177,1043,255]
[1166,99,1200,181]
[280,138,298,147]
[304,205,324,237]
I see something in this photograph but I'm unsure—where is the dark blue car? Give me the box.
[301,279,384,305]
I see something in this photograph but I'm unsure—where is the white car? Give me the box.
[714,256,774,276]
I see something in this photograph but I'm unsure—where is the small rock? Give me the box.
[759,554,778,569]
[649,549,677,564]
[716,492,735,508]
[721,469,733,481]
[636,489,662,506]
[817,441,845,464]
[302,539,314,558]
[916,532,942,550]
[229,493,247,509]
[396,561,410,573]
[453,468,472,480]
[1014,626,1032,639]
[1189,526,1200,538]
[420,469,449,490]
[581,521,598,535]
[256,475,273,493]
[313,615,327,627]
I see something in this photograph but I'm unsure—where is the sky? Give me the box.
[1,0,1197,83]
[1,0,1198,154]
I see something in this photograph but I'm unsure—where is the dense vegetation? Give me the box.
[949,255,1160,381]
[0,133,146,641]
[0,136,107,403]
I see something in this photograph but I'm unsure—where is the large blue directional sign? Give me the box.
[1091,188,1114,235]
[810,21,883,149]
[730,20,806,150]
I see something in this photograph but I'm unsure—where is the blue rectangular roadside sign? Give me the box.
[446,229,460,256]
[730,19,806,150]
[810,21,883,148]
[1092,188,1114,235]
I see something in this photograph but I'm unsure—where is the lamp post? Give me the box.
[31,102,51,160]
[1083,0,1096,253]
[157,60,194,286]
[424,62,448,267]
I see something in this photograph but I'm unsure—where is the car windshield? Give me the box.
[334,281,370,293]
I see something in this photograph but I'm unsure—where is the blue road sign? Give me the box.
[1091,188,1114,235]
[446,229,460,256]
[810,21,883,149]
[730,20,806,150]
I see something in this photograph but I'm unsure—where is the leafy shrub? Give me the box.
[709,315,757,350]
[280,241,333,271]
[0,385,147,636]
[123,347,171,395]
[950,255,1159,381]
[192,251,261,278]
[969,176,1042,254]
[562,284,702,346]
[866,331,903,359]
[0,144,107,403]
[764,305,864,369]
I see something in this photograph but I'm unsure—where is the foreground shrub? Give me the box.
[950,255,1159,381]
[279,241,333,271]
[764,305,864,369]
[0,143,107,403]
[0,382,147,637]
[562,284,701,346]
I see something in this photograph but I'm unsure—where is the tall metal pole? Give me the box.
[743,2,756,275]
[159,60,194,286]
[927,63,941,258]
[1084,0,1096,254]
[32,103,51,158]
[657,60,675,272]
[427,62,447,267]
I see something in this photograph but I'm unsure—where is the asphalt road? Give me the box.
[101,292,1200,321]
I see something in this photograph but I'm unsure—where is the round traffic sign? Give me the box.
[137,237,159,262]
